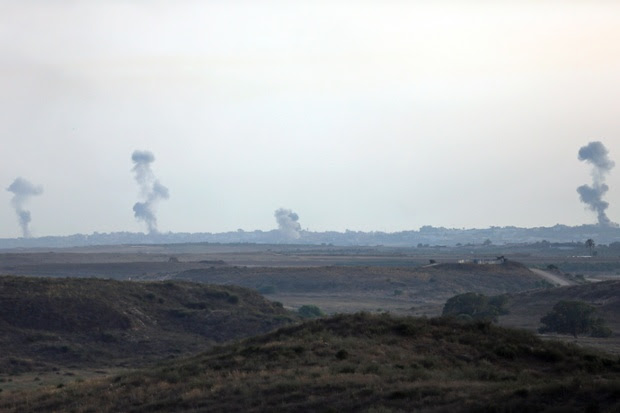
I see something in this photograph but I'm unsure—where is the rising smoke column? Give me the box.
[274,208,301,239]
[131,150,169,234]
[577,141,616,226]
[6,177,43,238]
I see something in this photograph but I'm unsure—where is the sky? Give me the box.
[1,0,620,238]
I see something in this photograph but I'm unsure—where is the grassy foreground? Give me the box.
[2,313,619,412]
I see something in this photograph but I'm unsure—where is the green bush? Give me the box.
[539,301,612,338]
[442,292,508,322]
[298,305,324,319]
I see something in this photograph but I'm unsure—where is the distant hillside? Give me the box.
[497,280,620,353]
[499,280,620,330]
[3,313,619,412]
[175,261,540,294]
[172,261,542,315]
[0,252,227,278]
[0,276,296,373]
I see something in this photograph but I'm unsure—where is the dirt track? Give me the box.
[528,268,574,286]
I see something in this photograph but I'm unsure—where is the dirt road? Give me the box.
[529,268,574,287]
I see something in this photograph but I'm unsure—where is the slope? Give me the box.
[497,279,620,353]
[0,276,296,374]
[173,260,543,314]
[3,313,619,412]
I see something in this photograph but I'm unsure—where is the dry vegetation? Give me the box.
[0,276,297,375]
[172,261,542,315]
[2,313,619,412]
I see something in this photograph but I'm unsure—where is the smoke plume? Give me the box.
[577,141,616,226]
[131,150,169,234]
[6,177,43,238]
[274,208,301,239]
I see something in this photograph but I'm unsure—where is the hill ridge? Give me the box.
[3,312,619,412]
[0,275,297,373]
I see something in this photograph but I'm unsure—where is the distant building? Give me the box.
[458,256,506,265]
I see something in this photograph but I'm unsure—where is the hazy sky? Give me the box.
[2,1,620,237]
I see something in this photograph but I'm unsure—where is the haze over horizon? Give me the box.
[2,1,620,238]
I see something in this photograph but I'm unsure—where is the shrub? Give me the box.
[298,305,324,319]
[442,292,508,322]
[539,301,612,338]
[535,280,554,289]
[227,295,239,304]
[258,285,276,295]
[591,321,613,338]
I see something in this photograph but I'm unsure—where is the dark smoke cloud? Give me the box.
[131,150,169,234]
[577,141,616,227]
[6,177,43,238]
[274,208,301,239]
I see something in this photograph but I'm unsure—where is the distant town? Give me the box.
[1,223,619,249]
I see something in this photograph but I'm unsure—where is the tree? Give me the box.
[585,239,595,256]
[442,292,509,322]
[539,300,611,338]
